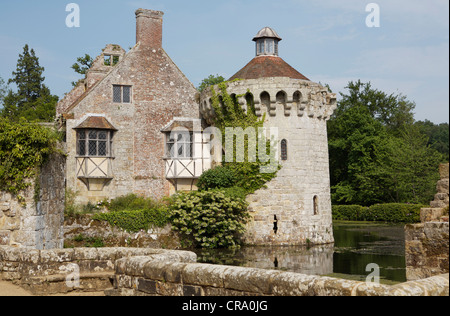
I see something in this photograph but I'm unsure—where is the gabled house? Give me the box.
[57,9,210,204]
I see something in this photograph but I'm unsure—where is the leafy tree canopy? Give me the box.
[0,44,58,122]
[197,74,225,92]
[71,54,94,87]
[328,80,446,206]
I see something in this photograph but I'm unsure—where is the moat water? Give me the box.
[193,221,406,284]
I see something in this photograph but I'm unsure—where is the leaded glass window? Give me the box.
[113,85,132,103]
[166,132,193,159]
[77,129,113,157]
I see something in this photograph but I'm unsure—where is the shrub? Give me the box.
[93,207,170,233]
[332,203,425,223]
[107,193,158,212]
[217,186,248,201]
[197,166,236,191]
[332,205,367,221]
[169,190,250,249]
[363,203,424,223]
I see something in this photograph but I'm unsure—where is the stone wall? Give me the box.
[1,245,448,296]
[64,215,180,249]
[0,153,65,249]
[405,163,449,281]
[58,9,200,205]
[108,255,449,296]
[200,78,336,246]
[0,246,195,295]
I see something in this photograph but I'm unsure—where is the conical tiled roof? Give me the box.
[229,56,310,81]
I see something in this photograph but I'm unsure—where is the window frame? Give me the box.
[113,85,132,104]
[256,38,278,56]
[165,131,194,159]
[77,129,114,158]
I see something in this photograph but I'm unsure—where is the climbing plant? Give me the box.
[0,117,60,202]
[205,82,280,195]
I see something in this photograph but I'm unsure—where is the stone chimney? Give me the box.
[135,9,164,49]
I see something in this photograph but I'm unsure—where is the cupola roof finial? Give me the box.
[252,27,282,42]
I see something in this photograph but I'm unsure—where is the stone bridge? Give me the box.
[0,246,448,296]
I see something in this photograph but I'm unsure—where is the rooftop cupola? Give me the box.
[253,27,282,57]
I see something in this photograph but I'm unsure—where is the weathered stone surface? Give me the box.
[99,249,450,297]
[439,164,449,179]
[420,208,445,223]
[406,164,449,281]
[0,153,65,249]
[200,78,336,246]
[57,9,200,205]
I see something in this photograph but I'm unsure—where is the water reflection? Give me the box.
[193,222,407,283]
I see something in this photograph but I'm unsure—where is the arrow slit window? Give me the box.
[281,139,288,161]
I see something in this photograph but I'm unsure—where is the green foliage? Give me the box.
[8,44,45,103]
[0,118,60,201]
[364,203,424,223]
[332,80,415,132]
[91,194,171,232]
[378,124,443,204]
[209,82,279,196]
[1,44,58,122]
[71,54,94,86]
[415,120,449,162]
[0,76,7,107]
[93,208,170,233]
[332,205,367,221]
[169,190,250,249]
[72,234,105,248]
[197,166,236,191]
[197,74,225,92]
[107,193,159,212]
[225,161,280,195]
[328,80,444,206]
[216,186,248,201]
[332,203,425,223]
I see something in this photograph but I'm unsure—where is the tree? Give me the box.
[0,76,7,107]
[71,54,93,86]
[0,44,58,122]
[8,44,45,105]
[328,80,443,206]
[415,120,449,162]
[379,125,443,204]
[328,103,392,205]
[197,74,225,92]
[333,80,416,133]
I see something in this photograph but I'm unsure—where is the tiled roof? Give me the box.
[74,116,117,130]
[229,56,310,81]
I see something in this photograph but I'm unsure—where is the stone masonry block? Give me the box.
[439,164,449,179]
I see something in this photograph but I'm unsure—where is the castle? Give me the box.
[56,9,337,246]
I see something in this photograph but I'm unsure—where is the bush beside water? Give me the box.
[332,203,426,223]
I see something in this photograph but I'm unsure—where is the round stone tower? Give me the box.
[200,27,337,246]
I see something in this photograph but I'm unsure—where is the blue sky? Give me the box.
[0,0,448,123]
